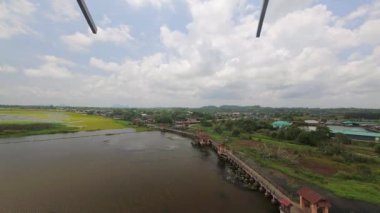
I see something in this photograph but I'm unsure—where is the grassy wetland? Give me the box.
[0,109,145,138]
[190,123,380,205]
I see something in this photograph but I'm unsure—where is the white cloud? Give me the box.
[24,55,75,79]
[61,25,133,51]
[100,15,112,26]
[358,19,380,45]
[0,0,36,38]
[78,0,380,107]
[338,1,380,26]
[0,65,18,74]
[48,0,80,22]
[265,0,314,22]
[125,0,173,9]
[267,5,358,52]
[1,0,380,108]
[89,57,124,72]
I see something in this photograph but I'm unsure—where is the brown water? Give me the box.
[0,130,278,213]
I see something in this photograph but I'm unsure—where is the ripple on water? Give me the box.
[0,130,278,213]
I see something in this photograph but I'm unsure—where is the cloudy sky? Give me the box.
[0,0,379,108]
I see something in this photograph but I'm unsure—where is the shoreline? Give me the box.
[162,127,380,213]
[0,120,153,139]
[160,127,302,212]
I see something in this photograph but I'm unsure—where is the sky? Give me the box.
[0,0,379,108]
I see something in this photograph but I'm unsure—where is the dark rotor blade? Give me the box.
[256,0,269,38]
[77,0,97,34]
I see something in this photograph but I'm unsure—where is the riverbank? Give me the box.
[188,125,380,212]
[234,149,380,213]
[0,122,78,138]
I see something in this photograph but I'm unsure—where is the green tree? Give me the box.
[314,126,331,141]
[297,131,315,146]
[285,126,301,140]
[123,110,138,121]
[112,109,123,116]
[225,121,233,131]
[172,111,187,121]
[156,114,173,124]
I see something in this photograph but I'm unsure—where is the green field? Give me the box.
[0,109,147,138]
[190,124,380,204]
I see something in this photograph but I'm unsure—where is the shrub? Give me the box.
[374,144,380,155]
[335,166,375,181]
[331,154,345,163]
[342,152,376,163]
[240,134,250,140]
[277,129,286,140]
[257,128,271,136]
[271,132,277,138]
[232,129,240,137]
[319,141,345,156]
[356,165,372,177]
[334,171,352,180]
[297,131,316,146]
[335,133,352,144]
[200,120,212,127]
[214,125,223,134]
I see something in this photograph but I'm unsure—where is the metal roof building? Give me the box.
[329,126,380,142]
[272,121,292,129]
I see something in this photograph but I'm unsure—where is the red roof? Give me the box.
[279,198,292,207]
[297,187,330,205]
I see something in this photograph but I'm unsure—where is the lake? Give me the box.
[0,130,278,213]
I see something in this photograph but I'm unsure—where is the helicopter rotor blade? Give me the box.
[256,0,269,38]
[77,0,97,34]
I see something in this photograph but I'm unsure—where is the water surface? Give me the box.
[0,130,277,213]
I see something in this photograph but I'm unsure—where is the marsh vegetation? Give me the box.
[0,109,148,138]
[190,120,380,204]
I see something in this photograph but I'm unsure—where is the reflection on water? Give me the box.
[0,131,277,213]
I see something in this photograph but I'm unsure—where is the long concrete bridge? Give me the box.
[159,127,302,213]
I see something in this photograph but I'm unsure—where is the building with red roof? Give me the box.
[297,187,331,213]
